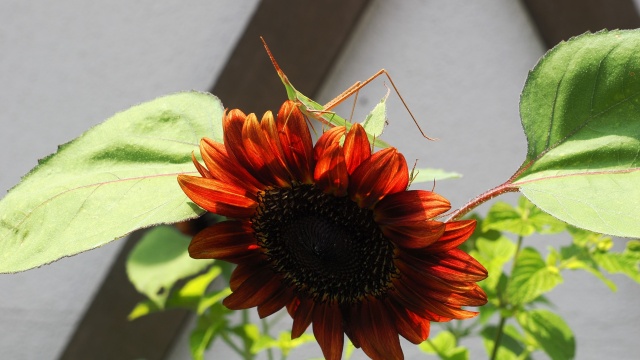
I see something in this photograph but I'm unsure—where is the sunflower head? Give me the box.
[178,100,487,360]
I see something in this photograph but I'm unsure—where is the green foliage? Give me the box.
[513,30,640,238]
[0,92,223,273]
[517,310,575,360]
[506,247,563,306]
[418,331,469,360]
[410,167,462,185]
[126,226,214,307]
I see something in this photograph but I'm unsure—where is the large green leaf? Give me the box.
[0,92,223,273]
[126,226,214,307]
[517,309,575,360]
[513,30,640,237]
[506,247,563,306]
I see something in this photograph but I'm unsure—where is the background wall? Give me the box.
[1,1,638,359]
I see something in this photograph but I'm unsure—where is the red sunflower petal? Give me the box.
[314,142,348,196]
[374,190,451,224]
[404,248,488,282]
[177,176,257,218]
[240,113,290,187]
[312,302,344,360]
[277,101,315,183]
[392,271,479,320]
[188,221,259,261]
[385,298,431,344]
[396,254,477,293]
[314,126,346,161]
[230,261,264,291]
[343,123,371,174]
[200,138,263,193]
[223,269,283,310]
[425,219,477,252]
[349,147,409,208]
[191,152,212,179]
[380,220,445,249]
[350,300,403,360]
[257,284,295,319]
[291,297,315,339]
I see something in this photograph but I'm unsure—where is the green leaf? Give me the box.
[471,235,516,292]
[483,197,566,236]
[593,246,640,283]
[506,247,563,306]
[0,92,223,273]
[165,266,224,312]
[126,226,214,307]
[189,302,230,360]
[250,331,316,357]
[410,168,462,185]
[517,309,575,360]
[481,324,528,360]
[558,244,617,291]
[127,299,161,321]
[513,30,640,238]
[419,331,468,360]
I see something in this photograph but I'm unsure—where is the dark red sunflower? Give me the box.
[178,100,487,360]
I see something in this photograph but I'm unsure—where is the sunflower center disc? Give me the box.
[252,183,397,304]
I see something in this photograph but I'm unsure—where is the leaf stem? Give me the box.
[261,317,275,360]
[241,310,253,360]
[490,315,507,360]
[447,182,519,221]
[491,235,524,360]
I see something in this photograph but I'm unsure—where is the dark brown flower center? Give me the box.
[252,183,397,304]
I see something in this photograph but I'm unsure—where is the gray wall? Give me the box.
[1,1,638,359]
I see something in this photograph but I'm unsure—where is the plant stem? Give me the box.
[241,310,253,360]
[221,331,245,358]
[261,317,275,360]
[490,235,525,360]
[447,182,519,221]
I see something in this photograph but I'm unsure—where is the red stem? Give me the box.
[446,181,519,221]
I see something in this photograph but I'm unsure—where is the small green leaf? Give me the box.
[189,303,230,360]
[558,244,617,291]
[481,324,528,360]
[410,168,462,185]
[0,92,223,273]
[419,331,468,359]
[126,226,214,307]
[593,248,640,283]
[514,30,640,238]
[483,197,566,236]
[517,309,575,360]
[506,247,563,306]
[471,235,516,292]
[165,266,224,312]
[127,299,161,321]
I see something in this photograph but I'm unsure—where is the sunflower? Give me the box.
[178,100,487,360]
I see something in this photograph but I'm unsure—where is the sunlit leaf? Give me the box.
[0,92,223,273]
[517,309,575,360]
[471,235,516,292]
[127,299,161,321]
[481,324,528,360]
[513,30,640,237]
[126,226,214,307]
[419,331,468,359]
[483,197,566,236]
[506,247,563,306]
[410,168,462,185]
[189,303,230,360]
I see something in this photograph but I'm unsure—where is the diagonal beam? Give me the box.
[522,0,640,49]
[58,1,371,359]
